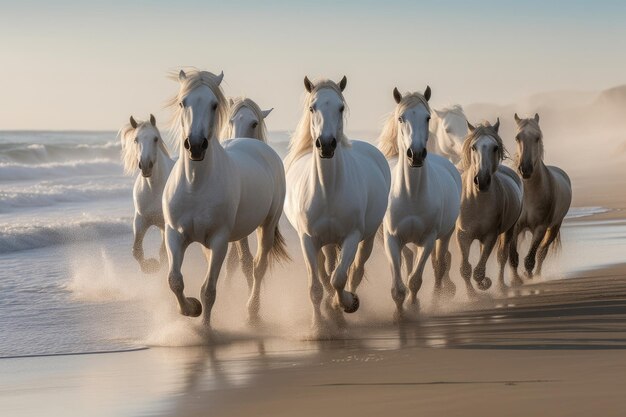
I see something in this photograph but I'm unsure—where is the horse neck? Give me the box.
[395,147,429,196]
[311,145,346,196]
[524,158,550,191]
[181,138,225,185]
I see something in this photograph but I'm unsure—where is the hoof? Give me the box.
[477,277,492,291]
[511,277,524,287]
[442,280,457,298]
[141,258,160,274]
[343,292,359,313]
[183,297,202,317]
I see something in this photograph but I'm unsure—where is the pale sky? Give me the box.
[1,0,625,131]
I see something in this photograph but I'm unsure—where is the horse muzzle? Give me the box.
[474,174,492,192]
[138,160,154,177]
[519,164,533,179]
[407,148,427,168]
[316,137,337,159]
[184,137,209,161]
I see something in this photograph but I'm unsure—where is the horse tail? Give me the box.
[270,225,291,266]
[548,226,562,254]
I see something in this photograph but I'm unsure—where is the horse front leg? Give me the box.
[331,232,362,315]
[301,235,324,331]
[200,231,229,327]
[165,226,201,317]
[496,228,515,294]
[433,231,456,300]
[247,225,277,325]
[473,234,497,291]
[457,229,476,297]
[318,245,338,319]
[525,226,547,278]
[384,231,406,321]
[508,225,524,286]
[133,214,159,273]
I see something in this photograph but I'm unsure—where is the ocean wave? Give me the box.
[0,159,122,181]
[0,141,121,165]
[566,206,610,219]
[0,181,132,212]
[0,217,132,253]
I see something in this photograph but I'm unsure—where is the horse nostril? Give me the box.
[184,138,190,150]
[149,161,154,169]
[422,149,427,159]
[474,176,479,185]
[407,148,413,158]
[202,138,209,149]
[315,138,322,149]
[331,138,337,149]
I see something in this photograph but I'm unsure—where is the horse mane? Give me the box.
[119,119,170,175]
[378,92,431,159]
[461,121,509,170]
[514,118,544,166]
[284,79,351,169]
[166,68,228,144]
[220,96,268,142]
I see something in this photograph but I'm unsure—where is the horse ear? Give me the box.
[514,113,521,124]
[467,121,476,132]
[130,116,138,129]
[534,113,540,123]
[424,85,431,102]
[215,71,224,86]
[261,108,273,119]
[149,114,156,126]
[339,76,347,92]
[493,118,500,133]
[393,87,402,104]
[178,70,187,82]
[304,76,314,93]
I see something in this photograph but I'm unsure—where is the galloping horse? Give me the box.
[427,105,469,168]
[220,97,273,290]
[284,76,390,332]
[457,119,522,295]
[163,70,288,326]
[509,113,572,283]
[120,114,174,273]
[378,86,461,319]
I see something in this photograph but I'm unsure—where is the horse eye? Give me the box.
[252,121,258,129]
[179,102,184,108]
[471,145,476,151]
[212,103,218,111]
[493,146,499,153]
[398,117,404,123]
[339,105,345,113]
[309,106,314,113]
[153,137,158,143]
[427,116,431,122]
[133,138,138,144]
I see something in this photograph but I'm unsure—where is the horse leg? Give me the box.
[301,235,324,331]
[525,226,547,278]
[224,244,239,283]
[165,226,201,317]
[348,235,374,293]
[237,238,254,293]
[200,232,229,327]
[159,228,167,267]
[457,229,476,297]
[408,234,436,306]
[496,228,515,294]
[433,231,456,300]
[402,246,414,277]
[536,225,560,276]
[133,214,159,273]
[319,245,338,319]
[247,225,277,324]
[473,234,497,291]
[331,232,361,314]
[508,225,524,286]
[384,232,406,321]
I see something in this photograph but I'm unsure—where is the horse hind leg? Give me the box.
[331,232,362,315]
[433,231,456,301]
[385,232,407,321]
[133,214,159,273]
[236,238,254,293]
[224,244,240,284]
[536,225,561,277]
[402,246,414,277]
[408,234,436,307]
[473,234,497,291]
[496,227,515,294]
[348,235,374,293]
[200,233,229,328]
[457,229,476,298]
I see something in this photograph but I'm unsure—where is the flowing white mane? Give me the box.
[378,92,431,159]
[119,120,170,175]
[167,69,228,144]
[220,96,268,142]
[285,79,351,169]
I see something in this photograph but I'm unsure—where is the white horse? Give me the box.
[284,76,391,331]
[457,119,523,295]
[220,97,273,290]
[162,69,288,326]
[120,114,174,273]
[378,87,461,319]
[427,105,469,167]
[509,113,572,283]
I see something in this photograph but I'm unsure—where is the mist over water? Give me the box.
[0,115,624,358]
